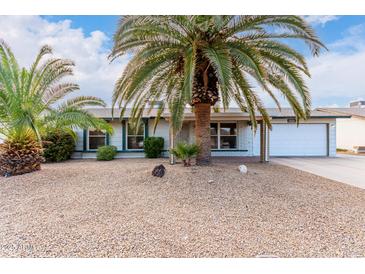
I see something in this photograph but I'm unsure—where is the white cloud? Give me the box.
[307,23,365,104]
[304,15,339,27]
[0,16,127,105]
[308,51,365,98]
[1,15,364,110]
[330,23,365,52]
[254,21,365,109]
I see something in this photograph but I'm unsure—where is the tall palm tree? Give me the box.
[0,40,112,176]
[110,16,326,165]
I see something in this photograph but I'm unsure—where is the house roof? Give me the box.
[317,108,365,119]
[266,108,349,119]
[84,107,348,119]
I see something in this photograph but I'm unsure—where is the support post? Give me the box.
[169,122,176,165]
[122,120,126,150]
[143,118,149,138]
[83,129,87,151]
[260,121,270,163]
[106,132,110,145]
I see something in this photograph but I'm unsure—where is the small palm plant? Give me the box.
[0,40,112,176]
[171,142,200,167]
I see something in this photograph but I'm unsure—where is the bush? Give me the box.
[144,137,164,158]
[171,142,199,166]
[97,145,117,161]
[43,131,75,162]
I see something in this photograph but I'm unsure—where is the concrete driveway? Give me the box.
[272,154,365,189]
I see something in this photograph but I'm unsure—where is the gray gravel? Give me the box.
[0,158,364,257]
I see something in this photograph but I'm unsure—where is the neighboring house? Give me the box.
[317,100,365,153]
[73,108,347,161]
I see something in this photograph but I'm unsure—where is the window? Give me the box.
[210,122,237,149]
[210,123,218,149]
[88,129,106,150]
[220,123,237,149]
[127,121,144,150]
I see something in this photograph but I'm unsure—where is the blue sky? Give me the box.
[1,15,365,108]
[43,15,119,42]
[42,15,365,54]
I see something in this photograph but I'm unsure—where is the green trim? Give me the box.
[123,118,147,151]
[211,149,248,152]
[122,120,126,150]
[272,116,350,119]
[143,118,149,138]
[106,132,110,145]
[83,129,87,150]
[75,150,144,153]
[161,149,248,152]
[76,149,247,153]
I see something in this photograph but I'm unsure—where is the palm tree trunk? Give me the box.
[195,103,211,165]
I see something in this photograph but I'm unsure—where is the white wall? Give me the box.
[336,117,365,151]
[148,118,170,150]
[78,151,145,159]
[328,121,337,157]
[74,128,84,151]
[252,124,261,156]
[188,120,251,157]
[72,117,337,158]
[252,119,337,157]
[149,119,253,157]
[109,121,123,150]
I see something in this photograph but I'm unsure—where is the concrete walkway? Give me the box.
[272,154,365,189]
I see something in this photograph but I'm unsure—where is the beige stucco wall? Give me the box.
[336,117,365,151]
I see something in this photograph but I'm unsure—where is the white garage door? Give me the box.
[270,124,328,156]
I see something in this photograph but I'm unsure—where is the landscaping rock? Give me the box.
[238,164,248,174]
[1,158,365,257]
[152,164,166,177]
[4,172,11,178]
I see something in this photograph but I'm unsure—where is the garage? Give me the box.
[270,124,328,156]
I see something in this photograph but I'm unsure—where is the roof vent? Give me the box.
[349,100,365,108]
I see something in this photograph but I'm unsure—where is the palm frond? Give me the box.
[202,44,233,109]
[59,96,107,110]
[0,41,111,144]
[110,15,325,133]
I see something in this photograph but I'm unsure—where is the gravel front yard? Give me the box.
[0,158,364,257]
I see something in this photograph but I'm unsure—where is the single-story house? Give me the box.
[73,107,348,161]
[317,101,365,153]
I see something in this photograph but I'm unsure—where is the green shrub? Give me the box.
[43,131,75,162]
[97,145,117,161]
[171,142,199,166]
[144,137,164,158]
